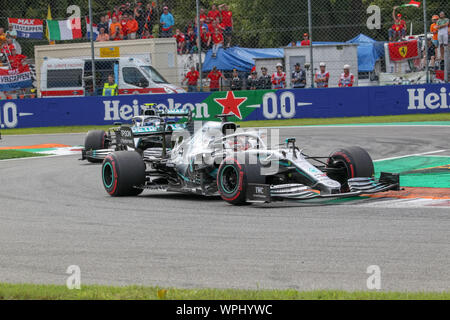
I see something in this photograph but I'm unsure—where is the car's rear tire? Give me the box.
[102,151,145,197]
[85,130,108,163]
[217,156,265,206]
[326,146,374,192]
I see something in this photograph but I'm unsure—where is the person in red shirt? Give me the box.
[210,28,224,58]
[120,14,129,39]
[182,66,200,92]
[126,15,139,39]
[301,33,311,46]
[271,63,286,89]
[173,29,186,54]
[338,65,355,87]
[208,66,226,92]
[141,28,154,39]
[219,4,233,48]
[389,6,406,42]
[199,8,207,21]
[8,48,27,70]
[208,4,221,21]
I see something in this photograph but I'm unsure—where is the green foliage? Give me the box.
[0,0,449,53]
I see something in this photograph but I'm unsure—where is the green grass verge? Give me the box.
[0,150,46,160]
[0,283,449,300]
[1,113,449,135]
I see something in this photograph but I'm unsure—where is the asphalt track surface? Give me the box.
[0,126,449,291]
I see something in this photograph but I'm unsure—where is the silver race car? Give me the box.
[100,114,400,205]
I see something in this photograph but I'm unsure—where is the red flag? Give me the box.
[388,40,419,61]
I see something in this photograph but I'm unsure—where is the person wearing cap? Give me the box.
[258,67,272,90]
[271,63,286,90]
[210,27,224,58]
[208,66,226,92]
[315,62,330,88]
[230,69,243,91]
[246,70,259,90]
[160,6,175,38]
[431,15,440,48]
[200,26,211,52]
[389,6,406,42]
[301,33,310,46]
[338,65,354,88]
[291,63,306,89]
[437,12,449,62]
[96,27,109,42]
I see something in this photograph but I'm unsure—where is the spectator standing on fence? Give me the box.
[208,66,226,92]
[431,15,440,48]
[97,16,109,35]
[247,70,259,90]
[96,27,110,42]
[437,12,449,62]
[230,69,243,91]
[291,63,306,89]
[315,62,330,88]
[219,4,233,49]
[199,8,207,21]
[389,7,406,42]
[208,4,221,21]
[182,66,200,92]
[301,33,310,46]
[271,63,286,90]
[338,65,354,87]
[259,67,272,89]
[211,28,224,58]
[174,29,186,54]
[160,6,175,38]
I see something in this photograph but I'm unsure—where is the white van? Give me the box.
[39,57,185,97]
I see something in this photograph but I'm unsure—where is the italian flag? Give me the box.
[400,1,421,8]
[46,18,82,40]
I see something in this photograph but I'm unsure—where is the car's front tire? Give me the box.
[326,146,375,192]
[84,130,108,163]
[102,151,145,197]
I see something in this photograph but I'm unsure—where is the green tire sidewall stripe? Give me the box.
[103,162,114,189]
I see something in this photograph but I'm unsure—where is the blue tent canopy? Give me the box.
[346,34,385,73]
[202,34,385,73]
[202,47,284,72]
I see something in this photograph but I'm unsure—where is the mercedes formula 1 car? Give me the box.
[81,105,192,163]
[100,114,400,205]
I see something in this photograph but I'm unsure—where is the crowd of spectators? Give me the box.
[0,26,27,71]
[91,2,234,57]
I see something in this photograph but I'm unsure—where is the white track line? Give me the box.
[374,150,448,162]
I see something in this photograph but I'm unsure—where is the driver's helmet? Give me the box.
[226,136,251,152]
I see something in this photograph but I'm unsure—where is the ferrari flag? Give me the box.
[388,40,419,61]
[400,1,421,8]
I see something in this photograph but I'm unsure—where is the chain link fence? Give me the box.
[0,0,449,98]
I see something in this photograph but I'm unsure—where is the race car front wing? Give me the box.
[247,172,400,202]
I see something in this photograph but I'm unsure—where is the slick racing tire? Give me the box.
[326,146,374,192]
[102,151,145,197]
[217,156,265,206]
[84,130,108,163]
